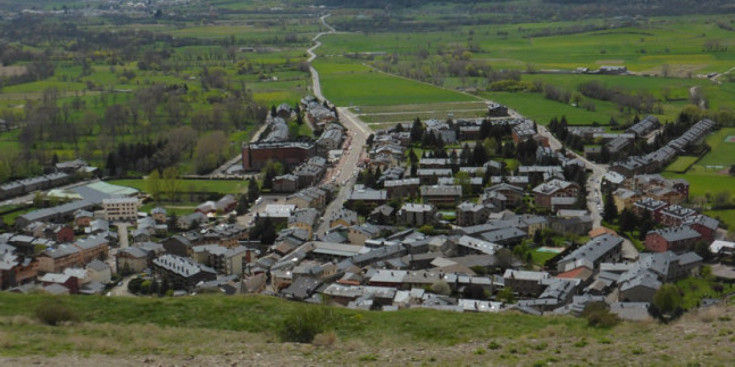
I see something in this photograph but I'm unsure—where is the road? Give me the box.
[307,14,335,101]
[535,125,606,228]
[314,108,370,239]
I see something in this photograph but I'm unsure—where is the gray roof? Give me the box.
[558,234,623,268]
[153,254,216,277]
[649,225,701,242]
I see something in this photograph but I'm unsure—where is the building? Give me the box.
[102,198,140,221]
[556,234,623,272]
[152,254,217,290]
[683,215,719,243]
[288,208,319,240]
[645,226,702,253]
[398,203,438,227]
[420,185,462,207]
[456,202,491,227]
[273,174,299,193]
[532,179,580,210]
[384,178,420,199]
[242,141,315,171]
[503,269,550,297]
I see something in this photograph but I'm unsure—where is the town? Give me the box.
[2,95,732,324]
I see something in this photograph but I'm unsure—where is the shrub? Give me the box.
[312,331,337,347]
[35,299,78,326]
[277,306,334,343]
[582,302,620,328]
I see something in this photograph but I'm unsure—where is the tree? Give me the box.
[410,117,424,142]
[260,217,277,245]
[454,171,472,197]
[619,209,637,232]
[653,284,682,316]
[247,179,260,203]
[603,192,618,222]
[146,170,163,202]
[161,166,181,202]
[496,286,515,303]
[431,280,451,296]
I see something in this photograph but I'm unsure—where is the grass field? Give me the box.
[699,127,735,167]
[107,179,248,194]
[664,156,699,173]
[1,293,734,365]
[663,166,735,198]
[705,209,735,231]
[314,59,476,106]
[478,90,617,125]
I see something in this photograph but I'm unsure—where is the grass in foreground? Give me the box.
[0,293,734,365]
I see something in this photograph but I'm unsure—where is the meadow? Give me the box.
[664,156,700,173]
[699,127,735,167]
[107,179,248,194]
[313,59,476,106]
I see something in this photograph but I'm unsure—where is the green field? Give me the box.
[663,166,735,198]
[664,156,700,173]
[699,128,735,167]
[705,209,735,231]
[479,90,616,125]
[107,179,248,194]
[314,59,476,106]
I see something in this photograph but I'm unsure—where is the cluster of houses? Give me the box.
[0,159,95,201]
[610,118,715,177]
[241,98,344,172]
[1,102,730,321]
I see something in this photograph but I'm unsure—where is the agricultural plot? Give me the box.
[314,59,476,106]
[354,101,489,124]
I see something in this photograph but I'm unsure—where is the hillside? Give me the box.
[0,293,733,366]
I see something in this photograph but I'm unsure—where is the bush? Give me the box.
[582,302,620,328]
[35,299,78,326]
[278,306,335,343]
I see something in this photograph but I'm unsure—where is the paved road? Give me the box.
[536,125,606,228]
[314,109,369,238]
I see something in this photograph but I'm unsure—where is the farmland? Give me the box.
[313,59,476,106]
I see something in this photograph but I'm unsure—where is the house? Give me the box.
[369,204,395,225]
[612,188,639,213]
[102,198,139,222]
[86,259,111,284]
[163,235,195,258]
[328,208,359,229]
[74,210,94,227]
[177,212,207,230]
[384,178,420,199]
[659,205,696,227]
[0,252,38,290]
[416,169,453,185]
[626,115,660,138]
[293,157,327,188]
[273,174,299,193]
[645,226,702,253]
[316,124,344,152]
[483,183,524,209]
[152,254,217,291]
[511,120,536,143]
[116,246,152,274]
[532,179,580,210]
[488,103,509,117]
[39,273,79,294]
[287,186,328,210]
[151,207,167,223]
[288,208,319,240]
[348,224,381,245]
[456,202,491,227]
[503,269,550,297]
[632,197,668,222]
[556,234,623,272]
[346,186,388,209]
[398,203,438,227]
[216,195,237,214]
[259,204,296,226]
[683,215,719,243]
[421,185,462,207]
